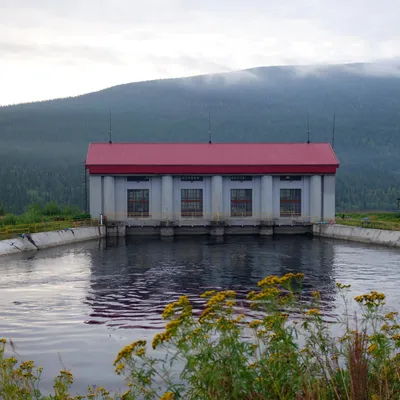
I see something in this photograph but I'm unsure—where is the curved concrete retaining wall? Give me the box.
[0,226,106,256]
[313,224,400,248]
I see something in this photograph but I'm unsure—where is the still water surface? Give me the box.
[0,236,399,394]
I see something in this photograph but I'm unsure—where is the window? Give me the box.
[280,176,302,181]
[231,189,252,217]
[181,189,203,217]
[280,189,301,217]
[230,176,253,181]
[127,176,150,182]
[128,189,149,217]
[181,176,203,182]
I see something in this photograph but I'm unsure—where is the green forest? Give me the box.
[1,63,400,213]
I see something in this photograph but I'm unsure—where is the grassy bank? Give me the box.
[1,273,399,399]
[0,202,91,240]
[336,212,400,231]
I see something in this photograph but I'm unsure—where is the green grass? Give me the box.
[336,212,400,231]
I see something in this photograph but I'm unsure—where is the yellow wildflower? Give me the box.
[114,340,146,365]
[20,360,35,370]
[160,392,175,400]
[368,343,377,353]
[306,308,321,316]
[200,290,215,298]
[354,291,386,306]
[115,364,125,375]
[225,300,236,307]
[336,282,351,289]
[135,348,145,357]
[312,291,320,299]
[249,320,263,328]
[199,307,215,323]
[385,311,398,321]
[0,338,6,344]
[392,334,400,341]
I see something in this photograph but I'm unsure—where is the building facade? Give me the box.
[85,143,339,230]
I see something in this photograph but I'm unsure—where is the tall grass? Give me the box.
[1,274,399,399]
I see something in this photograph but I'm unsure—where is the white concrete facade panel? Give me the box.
[260,175,273,221]
[161,175,173,221]
[323,175,335,221]
[103,176,115,220]
[310,175,322,223]
[89,175,102,218]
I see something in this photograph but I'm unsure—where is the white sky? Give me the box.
[1,0,400,105]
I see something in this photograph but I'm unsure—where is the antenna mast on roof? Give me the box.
[306,113,311,144]
[331,113,336,149]
[208,109,212,144]
[108,108,112,144]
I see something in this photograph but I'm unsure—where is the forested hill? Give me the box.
[1,62,400,213]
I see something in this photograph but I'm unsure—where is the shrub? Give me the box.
[1,275,399,399]
[2,213,17,226]
[42,201,61,216]
[0,204,5,217]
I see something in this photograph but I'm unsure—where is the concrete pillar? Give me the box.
[260,175,273,222]
[210,226,225,236]
[211,175,223,221]
[161,175,174,222]
[89,175,102,218]
[160,227,175,237]
[103,176,115,220]
[323,175,336,222]
[310,175,322,223]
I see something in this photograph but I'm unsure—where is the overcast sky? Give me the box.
[1,0,399,105]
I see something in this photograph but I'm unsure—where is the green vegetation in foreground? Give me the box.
[1,274,400,399]
[336,212,400,231]
[0,202,91,240]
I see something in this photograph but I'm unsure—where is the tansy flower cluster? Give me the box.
[354,291,386,307]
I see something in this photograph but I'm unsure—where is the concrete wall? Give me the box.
[0,226,106,256]
[322,175,335,221]
[89,174,335,225]
[89,175,102,217]
[313,224,400,248]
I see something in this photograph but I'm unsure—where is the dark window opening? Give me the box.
[230,176,253,181]
[280,189,301,217]
[128,189,149,217]
[280,176,302,181]
[181,189,203,217]
[231,189,252,217]
[181,176,203,182]
[127,176,150,182]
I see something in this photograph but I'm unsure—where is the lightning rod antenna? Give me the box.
[208,109,212,144]
[109,108,112,144]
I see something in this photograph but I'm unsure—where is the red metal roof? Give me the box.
[85,143,339,175]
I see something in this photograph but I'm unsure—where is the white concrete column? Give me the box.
[310,175,322,223]
[161,175,174,221]
[260,175,273,221]
[103,176,115,220]
[211,175,223,221]
[323,175,336,222]
[89,175,102,218]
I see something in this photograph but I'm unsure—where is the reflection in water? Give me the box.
[0,236,399,393]
[84,236,337,331]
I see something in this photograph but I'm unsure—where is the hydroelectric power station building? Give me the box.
[85,143,339,235]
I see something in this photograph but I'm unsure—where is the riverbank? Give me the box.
[0,226,106,256]
[313,224,400,248]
